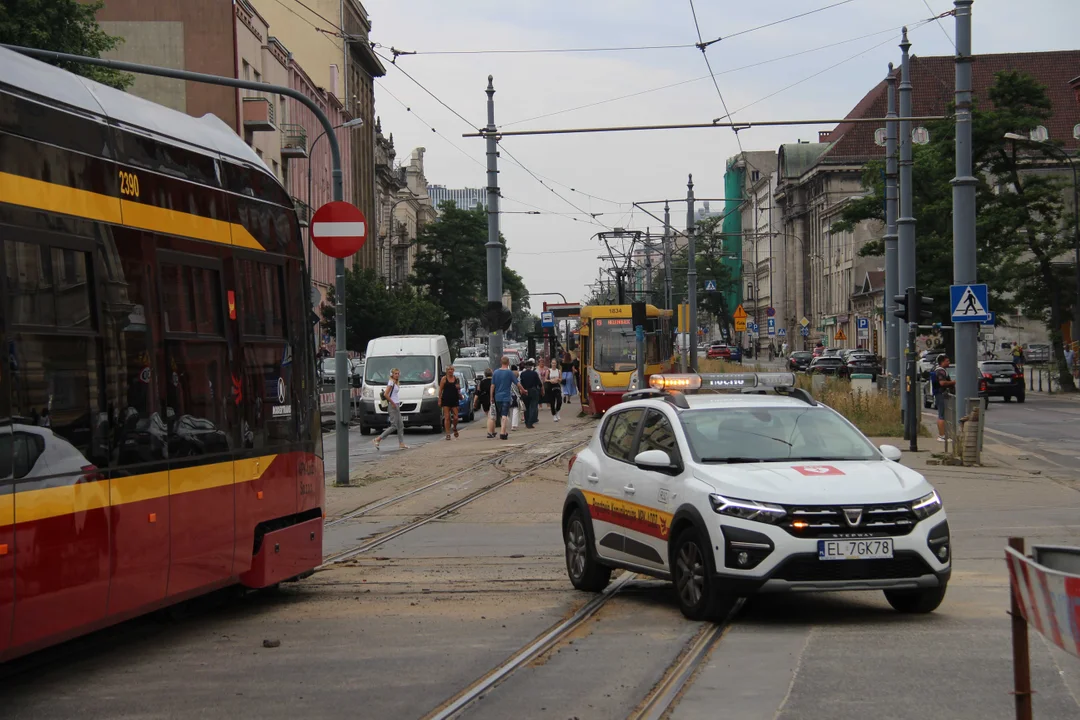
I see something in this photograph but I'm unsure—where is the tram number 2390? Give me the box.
[118,170,141,198]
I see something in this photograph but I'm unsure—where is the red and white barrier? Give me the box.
[1005,545,1080,658]
[319,388,363,413]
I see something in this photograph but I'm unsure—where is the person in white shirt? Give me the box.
[546,359,562,422]
[373,368,409,450]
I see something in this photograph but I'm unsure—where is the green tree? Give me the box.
[0,0,133,89]
[321,268,445,351]
[650,216,737,332]
[411,202,488,338]
[832,70,1075,391]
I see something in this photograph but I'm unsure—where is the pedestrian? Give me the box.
[932,354,956,442]
[546,358,563,422]
[476,368,495,438]
[520,358,543,429]
[560,351,575,404]
[781,341,789,356]
[490,357,523,440]
[438,365,462,440]
[1011,342,1025,370]
[373,368,409,450]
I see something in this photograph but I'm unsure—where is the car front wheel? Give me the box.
[671,528,736,621]
[564,510,611,592]
[883,583,947,613]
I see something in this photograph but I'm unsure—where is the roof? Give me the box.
[0,45,266,168]
[777,142,830,179]
[682,394,816,410]
[822,50,1080,163]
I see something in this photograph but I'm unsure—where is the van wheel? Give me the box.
[671,528,736,621]
[564,510,611,592]
[360,424,372,436]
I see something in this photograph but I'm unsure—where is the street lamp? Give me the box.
[1004,132,1080,346]
[307,117,365,286]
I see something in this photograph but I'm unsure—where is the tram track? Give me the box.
[321,429,591,566]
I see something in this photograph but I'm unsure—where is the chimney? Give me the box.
[329,65,339,98]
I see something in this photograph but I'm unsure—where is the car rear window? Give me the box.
[983,362,1016,373]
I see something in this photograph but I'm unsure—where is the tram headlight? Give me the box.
[627,370,640,391]
[589,368,603,391]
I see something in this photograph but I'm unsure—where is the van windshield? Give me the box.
[365,355,437,385]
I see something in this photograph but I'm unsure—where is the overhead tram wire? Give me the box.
[722,0,861,41]
[497,142,612,229]
[376,82,487,170]
[920,0,958,50]
[499,23,913,128]
[374,50,630,215]
[687,0,744,154]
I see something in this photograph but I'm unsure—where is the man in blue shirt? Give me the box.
[490,356,523,440]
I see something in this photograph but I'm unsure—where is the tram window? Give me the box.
[8,335,106,471]
[165,341,233,459]
[240,344,294,451]
[115,128,220,186]
[236,259,285,338]
[161,264,224,337]
[5,241,94,329]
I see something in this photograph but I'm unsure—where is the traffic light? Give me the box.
[913,293,934,324]
[893,290,911,322]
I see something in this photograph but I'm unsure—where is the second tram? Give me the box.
[578,304,673,415]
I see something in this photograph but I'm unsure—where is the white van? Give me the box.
[358,335,451,434]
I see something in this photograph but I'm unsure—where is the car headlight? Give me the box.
[362,386,373,400]
[709,494,787,524]
[425,386,436,396]
[911,491,942,520]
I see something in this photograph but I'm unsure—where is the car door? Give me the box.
[588,408,645,567]
[617,409,684,572]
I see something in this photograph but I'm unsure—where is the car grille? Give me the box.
[772,552,932,582]
[399,403,418,412]
[779,502,916,537]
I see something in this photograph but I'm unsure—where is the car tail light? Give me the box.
[568,454,577,473]
[1013,372,1023,379]
[982,372,993,378]
[80,464,102,483]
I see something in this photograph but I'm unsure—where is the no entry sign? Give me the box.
[311,201,367,258]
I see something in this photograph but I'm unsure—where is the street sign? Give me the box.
[311,201,367,258]
[799,316,810,328]
[735,316,747,332]
[981,311,996,327]
[767,318,776,336]
[800,327,810,337]
[704,279,717,292]
[834,327,847,342]
[777,328,787,337]
[747,321,758,335]
[541,311,555,328]
[950,284,990,323]
[733,304,748,320]
[856,317,869,330]
[766,307,776,317]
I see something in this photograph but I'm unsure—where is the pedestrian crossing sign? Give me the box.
[950,283,990,323]
[834,327,847,342]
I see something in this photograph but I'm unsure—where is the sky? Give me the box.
[367,0,1080,307]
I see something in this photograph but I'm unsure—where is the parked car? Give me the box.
[822,348,843,358]
[454,357,491,376]
[807,356,846,376]
[706,343,732,360]
[979,360,1025,402]
[918,349,946,377]
[455,366,478,421]
[921,366,989,408]
[787,351,813,372]
[319,357,335,386]
[846,352,881,380]
[728,345,742,362]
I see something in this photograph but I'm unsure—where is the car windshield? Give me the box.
[365,355,437,385]
[680,407,879,463]
[456,367,476,384]
[455,357,490,374]
[320,358,335,373]
[792,352,812,359]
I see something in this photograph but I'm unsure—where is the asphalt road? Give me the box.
[4,393,1080,718]
[980,393,1080,470]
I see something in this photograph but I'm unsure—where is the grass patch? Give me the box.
[794,376,908,437]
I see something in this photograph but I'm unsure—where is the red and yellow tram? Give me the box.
[0,48,323,662]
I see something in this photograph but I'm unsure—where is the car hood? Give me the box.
[691,459,930,505]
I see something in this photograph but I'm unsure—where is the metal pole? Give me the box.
[1,45,353,486]
[635,325,646,389]
[485,76,504,370]
[1007,536,1035,720]
[884,64,901,398]
[952,1,979,426]
[687,175,698,372]
[897,28,916,422]
[663,203,674,311]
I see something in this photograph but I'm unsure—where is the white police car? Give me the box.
[562,373,950,620]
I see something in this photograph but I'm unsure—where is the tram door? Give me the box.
[579,320,591,409]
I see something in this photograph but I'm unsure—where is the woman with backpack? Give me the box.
[373,368,408,450]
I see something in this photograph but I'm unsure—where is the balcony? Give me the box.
[242,96,276,132]
[281,124,308,159]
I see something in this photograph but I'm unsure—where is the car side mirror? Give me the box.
[634,449,674,470]
[879,444,902,462]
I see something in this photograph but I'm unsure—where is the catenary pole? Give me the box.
[884,64,900,397]
[2,44,355,486]
[485,76,505,370]
[686,175,698,372]
[663,203,674,311]
[897,28,916,429]
[952,1,979,423]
